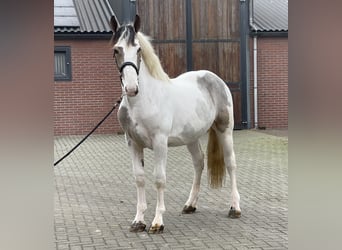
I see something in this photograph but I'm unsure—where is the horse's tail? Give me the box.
[207,127,226,189]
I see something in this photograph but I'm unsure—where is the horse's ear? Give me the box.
[110,15,119,32]
[134,14,140,32]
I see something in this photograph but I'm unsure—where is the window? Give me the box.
[54,46,71,81]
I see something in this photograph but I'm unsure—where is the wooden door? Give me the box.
[137,0,242,128]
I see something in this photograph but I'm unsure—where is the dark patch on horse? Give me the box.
[197,73,232,107]
[118,106,132,128]
[111,25,137,47]
[124,25,137,46]
[197,73,231,132]
[141,159,144,167]
[214,109,230,133]
[181,123,196,138]
[111,26,125,46]
[118,106,148,148]
[113,46,124,67]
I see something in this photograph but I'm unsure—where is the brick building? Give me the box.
[249,0,288,129]
[54,0,122,135]
[54,0,288,135]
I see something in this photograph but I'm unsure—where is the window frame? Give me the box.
[54,46,72,81]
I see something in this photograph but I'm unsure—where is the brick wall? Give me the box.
[249,37,288,129]
[54,39,123,135]
[54,37,288,135]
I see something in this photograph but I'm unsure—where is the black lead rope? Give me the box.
[54,97,122,167]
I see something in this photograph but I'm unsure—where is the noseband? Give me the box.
[119,61,139,76]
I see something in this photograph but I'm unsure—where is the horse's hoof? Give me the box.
[148,224,164,234]
[228,207,241,218]
[182,205,196,214]
[129,221,146,232]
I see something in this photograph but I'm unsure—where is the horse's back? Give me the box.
[172,70,233,108]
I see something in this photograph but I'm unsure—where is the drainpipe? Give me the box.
[253,35,258,129]
[240,0,251,129]
[250,0,258,129]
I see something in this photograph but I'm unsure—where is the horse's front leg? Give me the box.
[149,135,168,234]
[127,136,147,232]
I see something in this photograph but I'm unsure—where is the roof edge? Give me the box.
[250,30,288,38]
[54,32,113,40]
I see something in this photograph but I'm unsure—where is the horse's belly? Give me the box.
[167,136,199,147]
[167,136,186,147]
[168,123,210,147]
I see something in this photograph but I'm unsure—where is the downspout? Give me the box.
[253,35,258,129]
[240,0,251,129]
[250,0,258,128]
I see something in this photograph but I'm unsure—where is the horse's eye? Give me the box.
[113,49,119,58]
[114,48,119,55]
[137,48,141,53]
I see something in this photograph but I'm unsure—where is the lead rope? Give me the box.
[54,96,122,167]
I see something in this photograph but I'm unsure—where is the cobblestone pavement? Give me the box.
[54,130,288,249]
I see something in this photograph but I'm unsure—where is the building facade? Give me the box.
[54,0,288,135]
[54,0,122,135]
[249,0,288,129]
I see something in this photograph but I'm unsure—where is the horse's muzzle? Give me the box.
[125,86,139,97]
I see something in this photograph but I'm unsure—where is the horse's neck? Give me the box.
[139,59,157,81]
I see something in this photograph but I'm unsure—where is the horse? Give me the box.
[109,15,241,233]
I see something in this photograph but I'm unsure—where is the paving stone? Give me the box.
[54,130,288,249]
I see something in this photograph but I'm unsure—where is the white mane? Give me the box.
[136,32,170,82]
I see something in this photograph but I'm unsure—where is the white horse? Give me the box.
[110,15,241,233]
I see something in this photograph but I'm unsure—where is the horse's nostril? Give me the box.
[124,86,139,96]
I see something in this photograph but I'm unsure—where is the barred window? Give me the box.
[54,46,71,81]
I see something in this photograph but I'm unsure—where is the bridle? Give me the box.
[114,49,142,87]
[119,61,139,76]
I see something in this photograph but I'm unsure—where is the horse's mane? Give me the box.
[136,32,170,82]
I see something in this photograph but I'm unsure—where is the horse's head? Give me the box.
[110,15,141,97]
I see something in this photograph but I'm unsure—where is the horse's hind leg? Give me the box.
[217,129,241,218]
[183,140,204,214]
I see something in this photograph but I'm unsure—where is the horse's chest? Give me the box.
[118,106,151,148]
